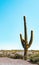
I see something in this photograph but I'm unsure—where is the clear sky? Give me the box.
[0,0,39,50]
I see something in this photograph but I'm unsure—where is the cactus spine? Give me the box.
[20,16,33,60]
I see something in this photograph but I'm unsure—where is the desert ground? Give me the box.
[0,57,37,65]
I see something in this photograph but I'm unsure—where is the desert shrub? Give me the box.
[0,54,7,57]
[30,54,39,64]
[0,54,3,57]
[8,54,23,59]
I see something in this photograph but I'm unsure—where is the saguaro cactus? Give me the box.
[20,16,33,60]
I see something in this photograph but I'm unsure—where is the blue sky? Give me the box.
[0,0,39,50]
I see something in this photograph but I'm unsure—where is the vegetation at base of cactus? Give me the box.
[20,16,33,60]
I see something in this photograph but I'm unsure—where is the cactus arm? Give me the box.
[29,30,33,48]
[20,34,25,48]
[20,34,23,42]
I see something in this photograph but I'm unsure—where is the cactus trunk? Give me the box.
[24,48,28,60]
[20,16,33,60]
[24,16,28,60]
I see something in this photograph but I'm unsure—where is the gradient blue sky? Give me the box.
[0,0,39,50]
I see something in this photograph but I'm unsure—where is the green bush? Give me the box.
[30,54,39,64]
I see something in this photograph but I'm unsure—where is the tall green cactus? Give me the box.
[20,16,33,60]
